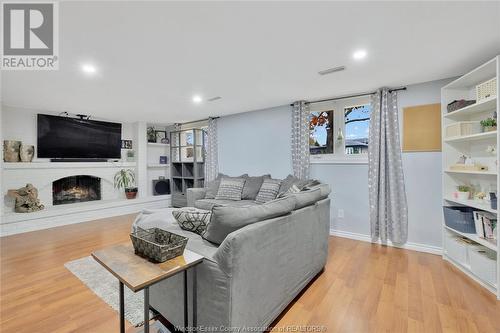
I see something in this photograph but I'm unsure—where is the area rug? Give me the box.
[65,256,161,328]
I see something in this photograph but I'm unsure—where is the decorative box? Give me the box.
[476,77,497,102]
[445,121,481,138]
[447,99,476,113]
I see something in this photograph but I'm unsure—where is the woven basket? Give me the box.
[130,228,188,262]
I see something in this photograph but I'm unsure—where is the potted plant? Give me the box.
[456,185,470,200]
[114,169,137,199]
[480,118,497,132]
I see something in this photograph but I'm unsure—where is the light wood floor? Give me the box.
[1,215,499,333]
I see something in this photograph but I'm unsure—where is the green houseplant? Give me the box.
[480,118,497,132]
[114,169,137,199]
[457,185,471,200]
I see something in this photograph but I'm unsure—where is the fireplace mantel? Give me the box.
[3,161,136,169]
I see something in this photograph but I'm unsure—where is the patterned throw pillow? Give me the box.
[172,208,211,235]
[215,177,246,201]
[255,178,282,203]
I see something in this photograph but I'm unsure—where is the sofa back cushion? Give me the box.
[255,178,282,203]
[287,188,322,210]
[215,177,246,201]
[203,196,296,245]
[205,173,248,199]
[241,174,270,200]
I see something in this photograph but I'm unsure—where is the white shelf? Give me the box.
[444,196,497,214]
[444,131,497,143]
[445,226,497,252]
[444,97,497,119]
[147,143,170,147]
[443,57,497,89]
[147,164,170,168]
[445,169,497,176]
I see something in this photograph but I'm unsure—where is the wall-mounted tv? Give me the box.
[37,114,122,160]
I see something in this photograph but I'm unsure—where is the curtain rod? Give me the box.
[290,87,407,106]
[176,116,219,126]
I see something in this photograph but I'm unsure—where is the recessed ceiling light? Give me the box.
[192,95,203,104]
[353,50,367,60]
[81,64,97,74]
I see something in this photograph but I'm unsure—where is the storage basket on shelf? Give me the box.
[445,121,481,138]
[469,245,497,286]
[447,99,476,113]
[476,77,497,102]
[443,206,476,233]
[130,228,188,263]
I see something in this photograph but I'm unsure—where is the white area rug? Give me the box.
[65,256,164,328]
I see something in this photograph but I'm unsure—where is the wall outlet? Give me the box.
[338,209,344,218]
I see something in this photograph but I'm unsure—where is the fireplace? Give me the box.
[52,175,101,205]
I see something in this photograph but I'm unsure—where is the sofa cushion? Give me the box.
[241,174,270,200]
[307,183,331,200]
[202,196,296,245]
[255,178,282,203]
[205,173,248,199]
[194,199,259,211]
[286,187,322,210]
[278,174,299,196]
[215,177,246,201]
[172,207,211,235]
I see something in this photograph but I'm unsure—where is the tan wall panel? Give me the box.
[403,103,441,152]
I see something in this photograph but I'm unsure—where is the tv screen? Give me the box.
[37,114,122,159]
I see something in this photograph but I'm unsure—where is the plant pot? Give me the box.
[125,187,138,199]
[456,191,470,200]
[483,125,497,132]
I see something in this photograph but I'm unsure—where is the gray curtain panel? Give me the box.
[205,117,219,183]
[291,101,310,180]
[368,89,408,244]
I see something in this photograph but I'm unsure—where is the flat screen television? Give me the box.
[37,114,122,160]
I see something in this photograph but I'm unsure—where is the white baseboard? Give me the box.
[0,195,171,236]
[330,228,442,255]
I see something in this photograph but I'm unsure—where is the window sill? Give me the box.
[310,157,368,165]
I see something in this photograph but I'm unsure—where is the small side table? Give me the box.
[92,244,204,333]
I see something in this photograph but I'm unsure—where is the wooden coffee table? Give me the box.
[92,244,204,333]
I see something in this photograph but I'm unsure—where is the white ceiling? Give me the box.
[2,1,500,123]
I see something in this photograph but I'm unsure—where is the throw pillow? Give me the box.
[278,174,299,196]
[215,177,246,201]
[205,173,248,199]
[255,178,282,203]
[172,207,211,235]
[241,174,271,200]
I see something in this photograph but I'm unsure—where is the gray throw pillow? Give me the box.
[255,178,282,204]
[241,174,271,200]
[278,174,299,196]
[202,196,296,245]
[172,207,211,235]
[205,173,248,199]
[215,177,246,201]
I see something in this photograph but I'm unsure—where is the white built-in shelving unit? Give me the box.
[441,56,499,299]
[146,124,172,196]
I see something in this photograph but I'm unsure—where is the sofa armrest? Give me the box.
[187,188,206,207]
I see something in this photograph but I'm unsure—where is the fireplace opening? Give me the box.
[53,175,101,205]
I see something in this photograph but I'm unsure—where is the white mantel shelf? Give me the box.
[2,161,136,169]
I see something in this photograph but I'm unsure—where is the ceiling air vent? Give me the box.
[207,96,222,102]
[318,66,346,76]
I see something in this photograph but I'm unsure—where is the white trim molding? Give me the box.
[330,228,442,255]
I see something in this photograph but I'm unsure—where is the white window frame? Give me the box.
[309,95,371,165]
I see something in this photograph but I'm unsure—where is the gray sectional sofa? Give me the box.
[133,175,331,332]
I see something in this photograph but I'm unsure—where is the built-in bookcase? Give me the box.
[170,128,205,207]
[441,56,499,299]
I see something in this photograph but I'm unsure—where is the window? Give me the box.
[309,96,371,163]
[344,104,371,155]
[309,111,333,155]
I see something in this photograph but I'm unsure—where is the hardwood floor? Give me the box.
[1,215,499,333]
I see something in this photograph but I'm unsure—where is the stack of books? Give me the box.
[473,211,497,240]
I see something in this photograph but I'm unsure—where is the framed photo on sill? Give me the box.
[155,130,167,144]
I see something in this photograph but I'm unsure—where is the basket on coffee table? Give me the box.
[130,228,188,263]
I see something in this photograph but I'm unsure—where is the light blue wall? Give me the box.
[218,105,292,178]
[218,78,452,249]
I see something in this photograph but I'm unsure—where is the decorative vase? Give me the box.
[483,125,497,132]
[20,144,34,162]
[456,191,470,200]
[3,140,21,162]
